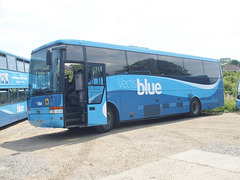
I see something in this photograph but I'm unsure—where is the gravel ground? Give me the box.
[0,113,240,180]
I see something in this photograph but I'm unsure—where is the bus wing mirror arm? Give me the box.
[46,49,52,65]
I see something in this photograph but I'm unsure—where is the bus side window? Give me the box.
[17,59,24,72]
[24,61,29,72]
[86,47,127,76]
[157,56,184,77]
[19,88,25,102]
[203,61,220,84]
[0,54,7,69]
[7,55,17,71]
[9,88,18,103]
[127,51,158,75]
[0,89,9,105]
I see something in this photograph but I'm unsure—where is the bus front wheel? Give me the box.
[95,106,114,133]
[189,98,201,117]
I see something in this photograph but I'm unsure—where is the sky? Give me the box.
[0,0,240,60]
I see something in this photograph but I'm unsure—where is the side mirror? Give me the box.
[237,95,240,100]
[46,49,52,65]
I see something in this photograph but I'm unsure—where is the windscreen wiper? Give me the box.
[40,88,52,98]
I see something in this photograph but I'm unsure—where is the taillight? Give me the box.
[49,106,63,114]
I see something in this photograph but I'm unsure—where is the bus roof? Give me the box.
[0,49,29,61]
[32,39,219,62]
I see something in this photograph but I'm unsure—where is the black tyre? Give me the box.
[95,106,114,133]
[189,98,201,117]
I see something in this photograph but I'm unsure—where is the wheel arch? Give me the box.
[107,102,120,126]
[189,96,202,117]
[190,96,202,110]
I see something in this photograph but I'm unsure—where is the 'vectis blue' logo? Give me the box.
[137,79,162,95]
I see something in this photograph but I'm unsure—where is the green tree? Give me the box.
[228,60,239,66]
[220,58,231,65]
[223,71,240,96]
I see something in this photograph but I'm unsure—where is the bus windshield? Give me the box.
[28,49,61,96]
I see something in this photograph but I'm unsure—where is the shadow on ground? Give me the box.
[0,113,221,152]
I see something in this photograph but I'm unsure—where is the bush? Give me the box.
[203,70,240,113]
[223,71,240,96]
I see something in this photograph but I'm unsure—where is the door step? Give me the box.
[66,124,87,129]
[66,106,78,113]
[66,112,81,119]
[66,118,82,127]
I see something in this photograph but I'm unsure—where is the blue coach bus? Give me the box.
[237,80,240,109]
[0,50,29,127]
[27,40,224,132]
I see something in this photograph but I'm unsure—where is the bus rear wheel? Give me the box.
[189,98,201,117]
[95,106,114,133]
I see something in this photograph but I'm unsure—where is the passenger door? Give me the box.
[64,62,87,127]
[86,63,107,126]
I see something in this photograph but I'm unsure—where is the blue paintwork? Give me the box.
[28,94,62,108]
[27,94,64,128]
[236,80,240,109]
[0,102,27,127]
[107,75,224,121]
[87,88,107,127]
[0,69,28,88]
[28,113,64,128]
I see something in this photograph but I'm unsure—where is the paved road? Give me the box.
[0,113,240,180]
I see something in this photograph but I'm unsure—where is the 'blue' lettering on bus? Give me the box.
[17,104,24,113]
[137,79,162,95]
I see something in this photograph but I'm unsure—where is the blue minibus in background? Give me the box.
[237,80,240,109]
[0,50,29,127]
[27,40,224,132]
